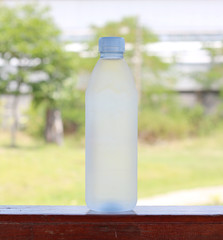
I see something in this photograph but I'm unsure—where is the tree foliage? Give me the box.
[194,44,223,89]
[89,16,169,74]
[0,4,74,105]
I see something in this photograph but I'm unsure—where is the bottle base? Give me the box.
[86,200,137,213]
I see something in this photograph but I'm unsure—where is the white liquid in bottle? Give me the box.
[85,37,138,212]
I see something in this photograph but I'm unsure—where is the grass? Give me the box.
[0,130,223,205]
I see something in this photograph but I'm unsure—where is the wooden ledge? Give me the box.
[0,206,223,239]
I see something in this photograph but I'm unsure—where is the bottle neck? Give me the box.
[100,52,124,59]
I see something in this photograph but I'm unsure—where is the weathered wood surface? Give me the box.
[0,206,223,240]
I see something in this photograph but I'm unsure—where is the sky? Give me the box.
[4,0,223,34]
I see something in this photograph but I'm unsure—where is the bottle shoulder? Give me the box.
[86,58,136,94]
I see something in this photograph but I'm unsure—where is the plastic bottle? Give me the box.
[85,37,138,212]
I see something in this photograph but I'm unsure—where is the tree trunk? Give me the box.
[10,95,19,147]
[45,108,64,145]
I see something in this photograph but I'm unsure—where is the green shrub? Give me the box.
[139,107,191,142]
[138,86,220,142]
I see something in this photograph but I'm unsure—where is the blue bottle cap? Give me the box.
[99,37,125,53]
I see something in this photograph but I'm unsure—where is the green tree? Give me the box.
[58,17,172,137]
[196,44,223,89]
[88,17,169,102]
[0,4,74,146]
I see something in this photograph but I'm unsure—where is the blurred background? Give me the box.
[0,0,223,206]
